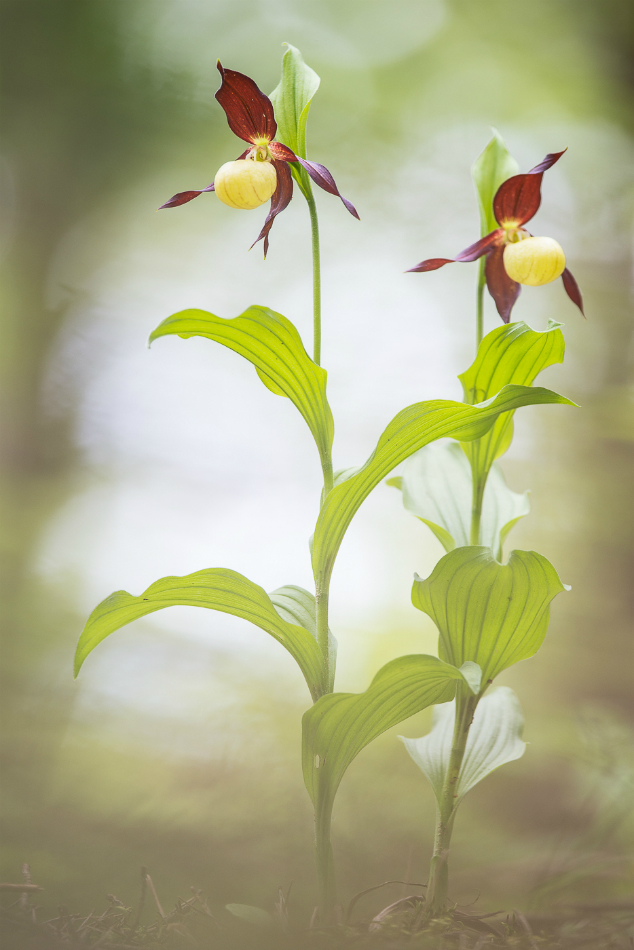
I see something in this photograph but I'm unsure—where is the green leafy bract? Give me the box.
[74,568,327,701]
[459,320,566,485]
[401,687,526,806]
[302,655,469,823]
[270,44,320,201]
[270,43,320,160]
[150,306,334,467]
[270,584,336,692]
[471,129,519,236]
[388,441,529,559]
[412,546,569,684]
[312,383,573,585]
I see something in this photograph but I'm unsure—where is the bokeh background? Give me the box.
[2,0,633,926]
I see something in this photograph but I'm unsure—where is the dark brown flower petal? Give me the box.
[485,245,521,323]
[296,158,359,219]
[215,62,276,145]
[251,159,293,257]
[493,150,567,227]
[158,182,215,209]
[407,230,503,272]
[561,267,585,316]
[268,141,298,163]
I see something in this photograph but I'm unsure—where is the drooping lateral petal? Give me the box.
[158,182,215,209]
[251,159,293,257]
[215,62,277,144]
[407,230,503,273]
[493,150,566,227]
[561,267,585,316]
[485,245,520,323]
[296,158,359,219]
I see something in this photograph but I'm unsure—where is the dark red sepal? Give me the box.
[493,150,567,228]
[485,245,521,323]
[296,158,359,219]
[407,230,503,273]
[561,267,585,317]
[215,62,276,145]
[158,182,215,209]
[251,159,293,257]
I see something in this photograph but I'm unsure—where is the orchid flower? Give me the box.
[160,62,359,255]
[408,150,584,322]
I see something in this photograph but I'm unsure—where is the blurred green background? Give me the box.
[1,0,633,927]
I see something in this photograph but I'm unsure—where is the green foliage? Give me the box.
[74,568,328,700]
[312,383,573,584]
[412,546,569,684]
[401,686,526,807]
[149,306,334,469]
[270,43,320,160]
[471,129,520,236]
[388,441,530,559]
[459,320,567,487]
[302,655,471,819]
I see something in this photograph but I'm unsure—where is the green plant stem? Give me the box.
[469,472,486,546]
[306,175,335,918]
[476,256,485,353]
[425,689,478,917]
[306,188,322,366]
[314,797,337,921]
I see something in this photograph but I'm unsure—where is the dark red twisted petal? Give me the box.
[407,229,503,273]
[528,149,567,175]
[296,158,359,219]
[158,149,250,210]
[158,182,215,209]
[562,267,585,317]
[215,62,276,145]
[251,159,293,257]
[485,245,521,323]
[493,149,567,227]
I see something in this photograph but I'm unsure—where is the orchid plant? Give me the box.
[74,46,581,928]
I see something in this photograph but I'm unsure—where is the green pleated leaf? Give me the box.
[401,686,526,806]
[471,129,519,236]
[74,568,327,701]
[312,382,574,584]
[270,43,320,160]
[412,546,569,685]
[389,441,530,559]
[302,655,468,821]
[269,584,336,692]
[149,306,334,467]
[459,320,566,485]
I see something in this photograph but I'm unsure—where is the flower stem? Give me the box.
[425,688,478,917]
[306,189,322,366]
[476,257,485,353]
